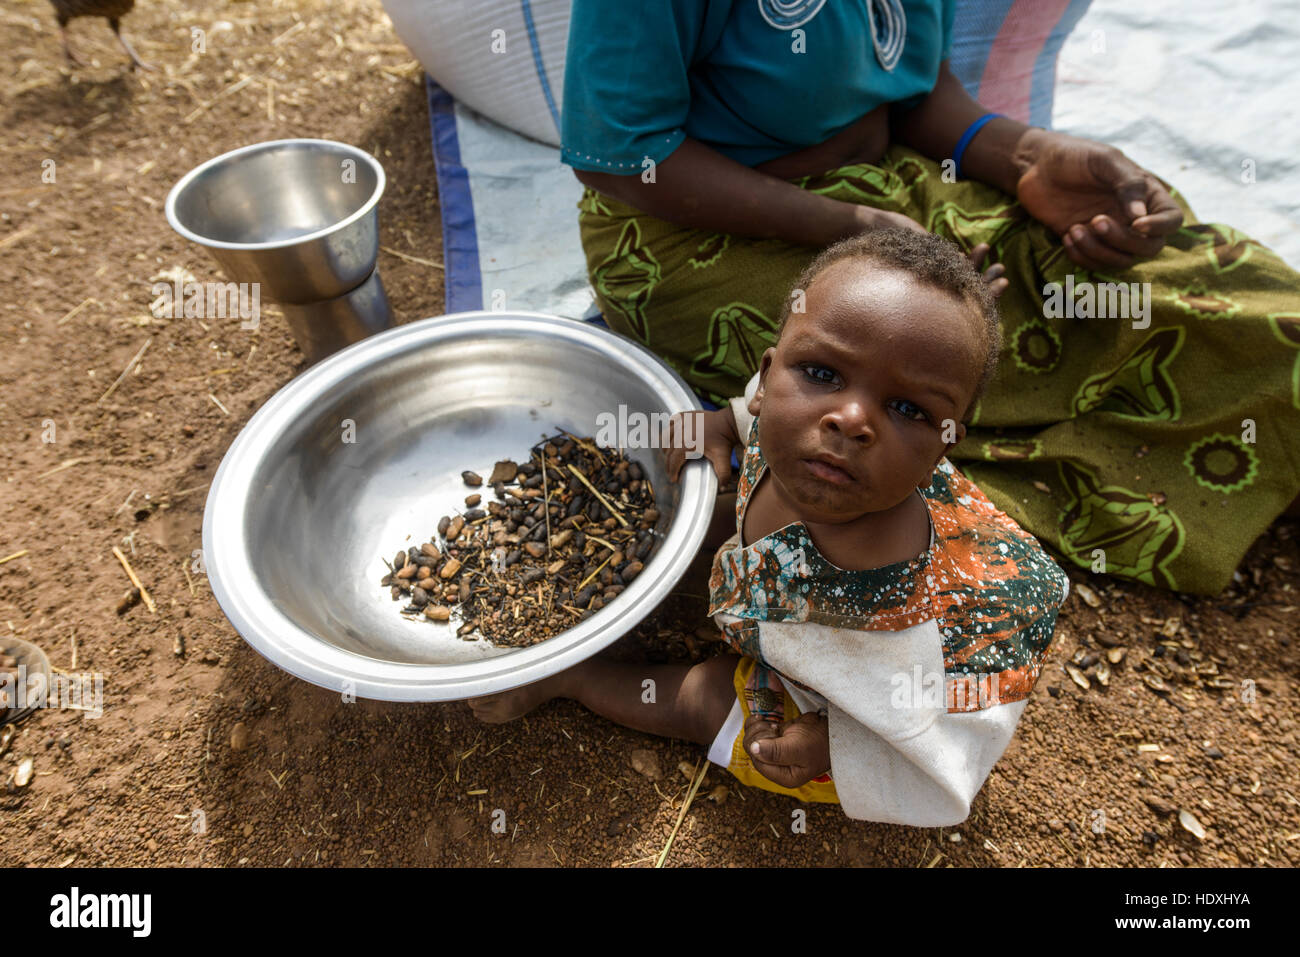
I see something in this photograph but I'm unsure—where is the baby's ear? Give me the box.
[748,349,776,416]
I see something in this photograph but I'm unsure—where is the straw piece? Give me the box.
[0,226,35,251]
[56,297,98,326]
[655,757,709,868]
[97,337,151,405]
[380,245,444,270]
[0,550,28,565]
[566,464,629,527]
[36,458,88,480]
[112,546,156,613]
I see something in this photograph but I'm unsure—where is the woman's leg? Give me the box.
[576,147,1300,594]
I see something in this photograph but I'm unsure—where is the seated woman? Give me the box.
[560,0,1300,595]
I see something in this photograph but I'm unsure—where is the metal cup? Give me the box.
[165,139,396,359]
[279,268,394,365]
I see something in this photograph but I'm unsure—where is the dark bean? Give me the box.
[437,516,451,537]
[464,508,485,521]
[629,462,643,481]
[520,568,544,585]
[573,528,586,549]
[411,586,429,608]
[505,550,521,567]
[574,585,596,608]
[394,551,408,570]
[621,560,644,581]
[523,474,543,489]
[462,470,483,486]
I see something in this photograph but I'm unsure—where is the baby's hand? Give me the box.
[664,409,739,487]
[968,242,1009,299]
[743,712,831,790]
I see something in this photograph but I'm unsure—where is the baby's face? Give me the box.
[750,261,984,525]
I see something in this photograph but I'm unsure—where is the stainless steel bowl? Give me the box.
[165,139,385,304]
[202,312,716,701]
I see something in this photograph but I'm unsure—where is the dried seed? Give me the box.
[439,557,462,579]
[424,605,451,621]
[1106,647,1127,664]
[395,564,417,580]
[489,461,518,484]
[115,587,142,615]
[464,508,486,522]
[620,560,644,581]
[546,560,566,576]
[1142,674,1171,695]
[417,576,437,591]
[1065,665,1091,691]
[437,516,451,537]
[550,529,573,549]
[395,550,408,570]
[462,470,483,486]
[14,758,34,788]
[459,580,471,603]
[446,515,466,541]
[523,542,546,558]
[465,494,481,508]
[1178,808,1206,841]
[411,586,430,608]
[1074,582,1101,608]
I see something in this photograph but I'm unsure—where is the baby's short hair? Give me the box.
[776,227,1003,422]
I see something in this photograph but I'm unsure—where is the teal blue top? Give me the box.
[560,0,955,173]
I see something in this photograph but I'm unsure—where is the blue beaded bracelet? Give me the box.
[952,113,1003,180]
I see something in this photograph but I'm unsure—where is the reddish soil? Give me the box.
[1,0,1297,868]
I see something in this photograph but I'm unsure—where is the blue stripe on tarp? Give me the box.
[520,0,561,137]
[424,75,483,313]
[1030,0,1092,128]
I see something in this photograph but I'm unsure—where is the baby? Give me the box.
[470,228,1068,825]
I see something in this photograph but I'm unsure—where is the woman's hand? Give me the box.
[1014,131,1183,271]
[852,204,928,237]
[853,207,1008,298]
[664,408,739,486]
[743,712,831,789]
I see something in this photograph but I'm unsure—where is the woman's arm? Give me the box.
[891,62,1183,269]
[889,63,1046,196]
[575,138,919,247]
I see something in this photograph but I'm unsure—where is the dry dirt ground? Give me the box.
[1,0,1297,868]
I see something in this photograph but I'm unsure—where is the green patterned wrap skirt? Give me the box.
[576,144,1300,595]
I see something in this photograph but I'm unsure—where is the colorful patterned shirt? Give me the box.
[707,396,1069,824]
